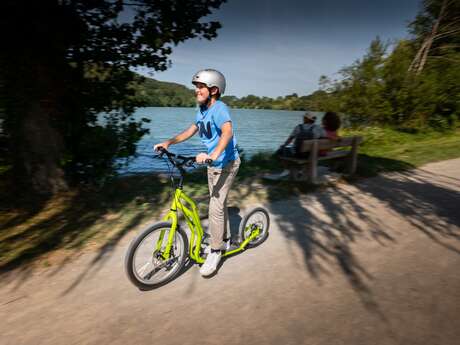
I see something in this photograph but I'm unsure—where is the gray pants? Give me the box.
[207,157,241,250]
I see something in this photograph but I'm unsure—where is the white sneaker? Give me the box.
[200,251,221,277]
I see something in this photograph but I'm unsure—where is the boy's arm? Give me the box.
[168,124,198,144]
[154,124,198,150]
[209,121,233,161]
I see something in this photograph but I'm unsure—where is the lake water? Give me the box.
[119,107,324,174]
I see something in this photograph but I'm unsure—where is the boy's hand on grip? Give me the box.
[196,152,212,164]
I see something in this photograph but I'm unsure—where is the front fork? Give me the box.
[157,210,179,260]
[157,189,205,263]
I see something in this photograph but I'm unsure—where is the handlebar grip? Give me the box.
[154,146,165,157]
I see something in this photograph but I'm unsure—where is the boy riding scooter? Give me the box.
[154,69,240,277]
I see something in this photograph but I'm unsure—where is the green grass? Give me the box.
[341,127,460,176]
[0,173,175,271]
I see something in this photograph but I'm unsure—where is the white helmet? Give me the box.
[191,69,226,95]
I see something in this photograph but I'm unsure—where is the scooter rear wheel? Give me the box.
[238,207,270,248]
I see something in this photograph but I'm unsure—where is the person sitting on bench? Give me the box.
[276,112,323,159]
[319,111,341,156]
[274,111,342,178]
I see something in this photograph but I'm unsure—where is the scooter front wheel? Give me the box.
[124,222,188,290]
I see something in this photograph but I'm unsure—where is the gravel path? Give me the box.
[1,158,459,345]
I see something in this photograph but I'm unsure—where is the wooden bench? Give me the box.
[279,136,363,183]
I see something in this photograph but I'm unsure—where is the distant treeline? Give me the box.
[136,0,460,130]
[132,77,196,107]
[134,76,319,111]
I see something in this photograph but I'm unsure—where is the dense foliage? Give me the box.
[0,0,225,193]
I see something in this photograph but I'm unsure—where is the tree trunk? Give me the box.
[3,1,69,195]
[408,39,429,72]
[20,102,68,194]
[410,0,449,75]
[8,63,68,195]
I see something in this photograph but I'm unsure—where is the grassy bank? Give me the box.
[341,127,460,176]
[1,126,460,271]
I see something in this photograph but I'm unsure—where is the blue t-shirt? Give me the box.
[195,100,239,168]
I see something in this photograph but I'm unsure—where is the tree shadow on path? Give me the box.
[354,169,460,253]
[264,161,460,319]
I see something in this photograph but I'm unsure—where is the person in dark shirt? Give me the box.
[277,112,323,158]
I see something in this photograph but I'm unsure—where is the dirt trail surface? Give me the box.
[1,159,460,345]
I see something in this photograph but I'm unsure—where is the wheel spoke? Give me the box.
[142,267,158,280]
[138,262,151,276]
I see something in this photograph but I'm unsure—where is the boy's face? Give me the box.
[194,82,218,105]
